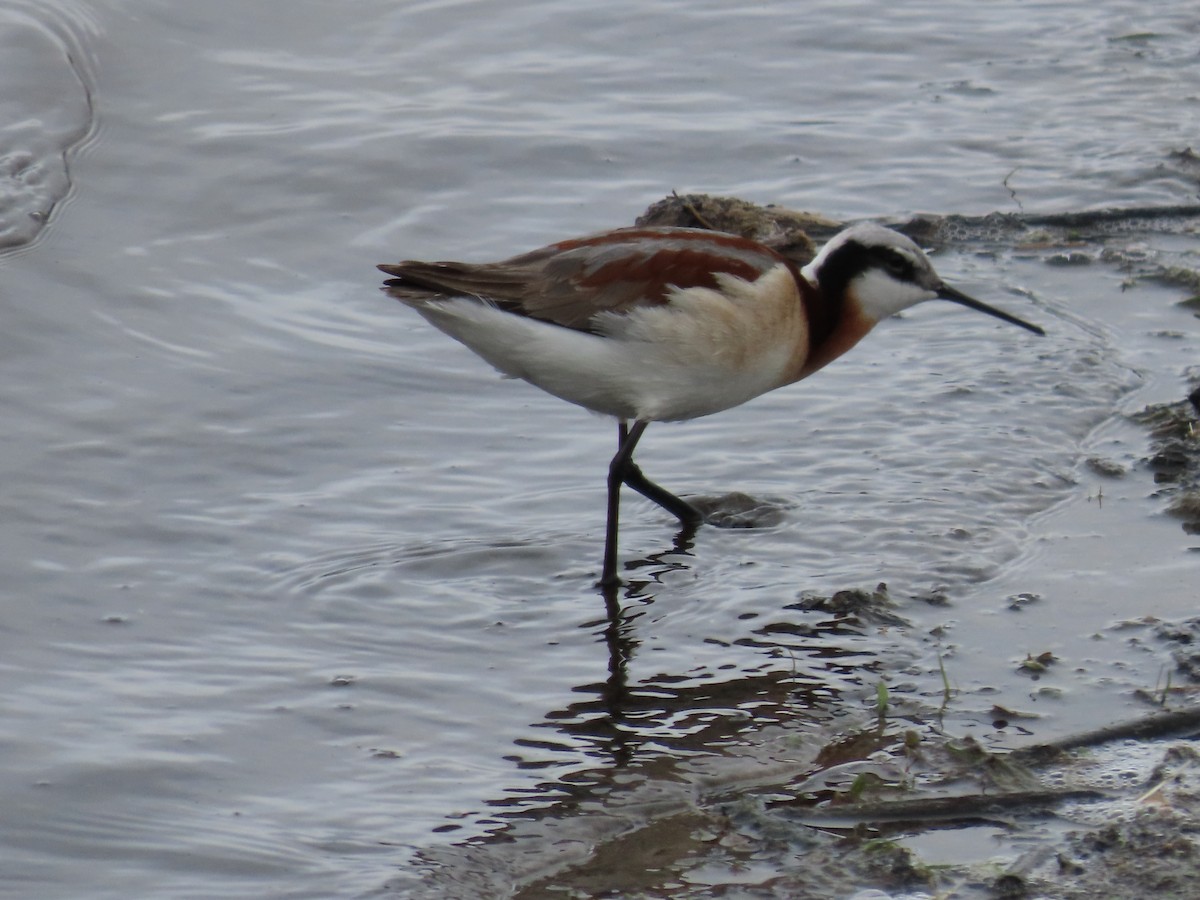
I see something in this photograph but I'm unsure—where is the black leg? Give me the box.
[601,420,705,587]
[622,462,703,526]
[615,421,702,525]
[601,420,648,587]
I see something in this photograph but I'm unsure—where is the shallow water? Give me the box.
[1,0,1198,896]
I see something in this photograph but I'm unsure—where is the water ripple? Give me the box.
[0,1,98,252]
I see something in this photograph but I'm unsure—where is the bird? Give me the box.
[378,222,1045,587]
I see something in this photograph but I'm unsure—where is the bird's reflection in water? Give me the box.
[504,520,894,779]
[455,536,920,900]
[587,490,792,749]
[556,520,700,769]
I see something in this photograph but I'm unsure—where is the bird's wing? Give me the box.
[379,227,795,332]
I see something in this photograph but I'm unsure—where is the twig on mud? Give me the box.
[1010,706,1200,765]
[785,787,1104,827]
[1003,167,1023,211]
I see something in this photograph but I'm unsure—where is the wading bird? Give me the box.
[379,223,1044,587]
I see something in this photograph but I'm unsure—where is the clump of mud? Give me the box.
[1156,617,1200,684]
[635,190,1200,249]
[1132,377,1200,534]
[1012,744,1200,900]
[634,192,836,266]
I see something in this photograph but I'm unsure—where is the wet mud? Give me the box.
[406,586,1200,898]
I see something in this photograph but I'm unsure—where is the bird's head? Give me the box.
[801,223,1044,335]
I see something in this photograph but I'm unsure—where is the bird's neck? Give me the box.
[792,278,878,382]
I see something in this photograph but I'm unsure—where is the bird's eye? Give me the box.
[878,249,912,279]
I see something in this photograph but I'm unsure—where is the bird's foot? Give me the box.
[685,492,788,529]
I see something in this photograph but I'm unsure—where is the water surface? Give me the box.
[1,0,1198,896]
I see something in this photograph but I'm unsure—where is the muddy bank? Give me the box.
[407,611,1200,899]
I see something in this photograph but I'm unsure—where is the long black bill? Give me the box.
[936,284,1045,336]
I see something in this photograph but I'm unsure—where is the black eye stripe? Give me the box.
[871,247,914,278]
[812,236,926,301]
